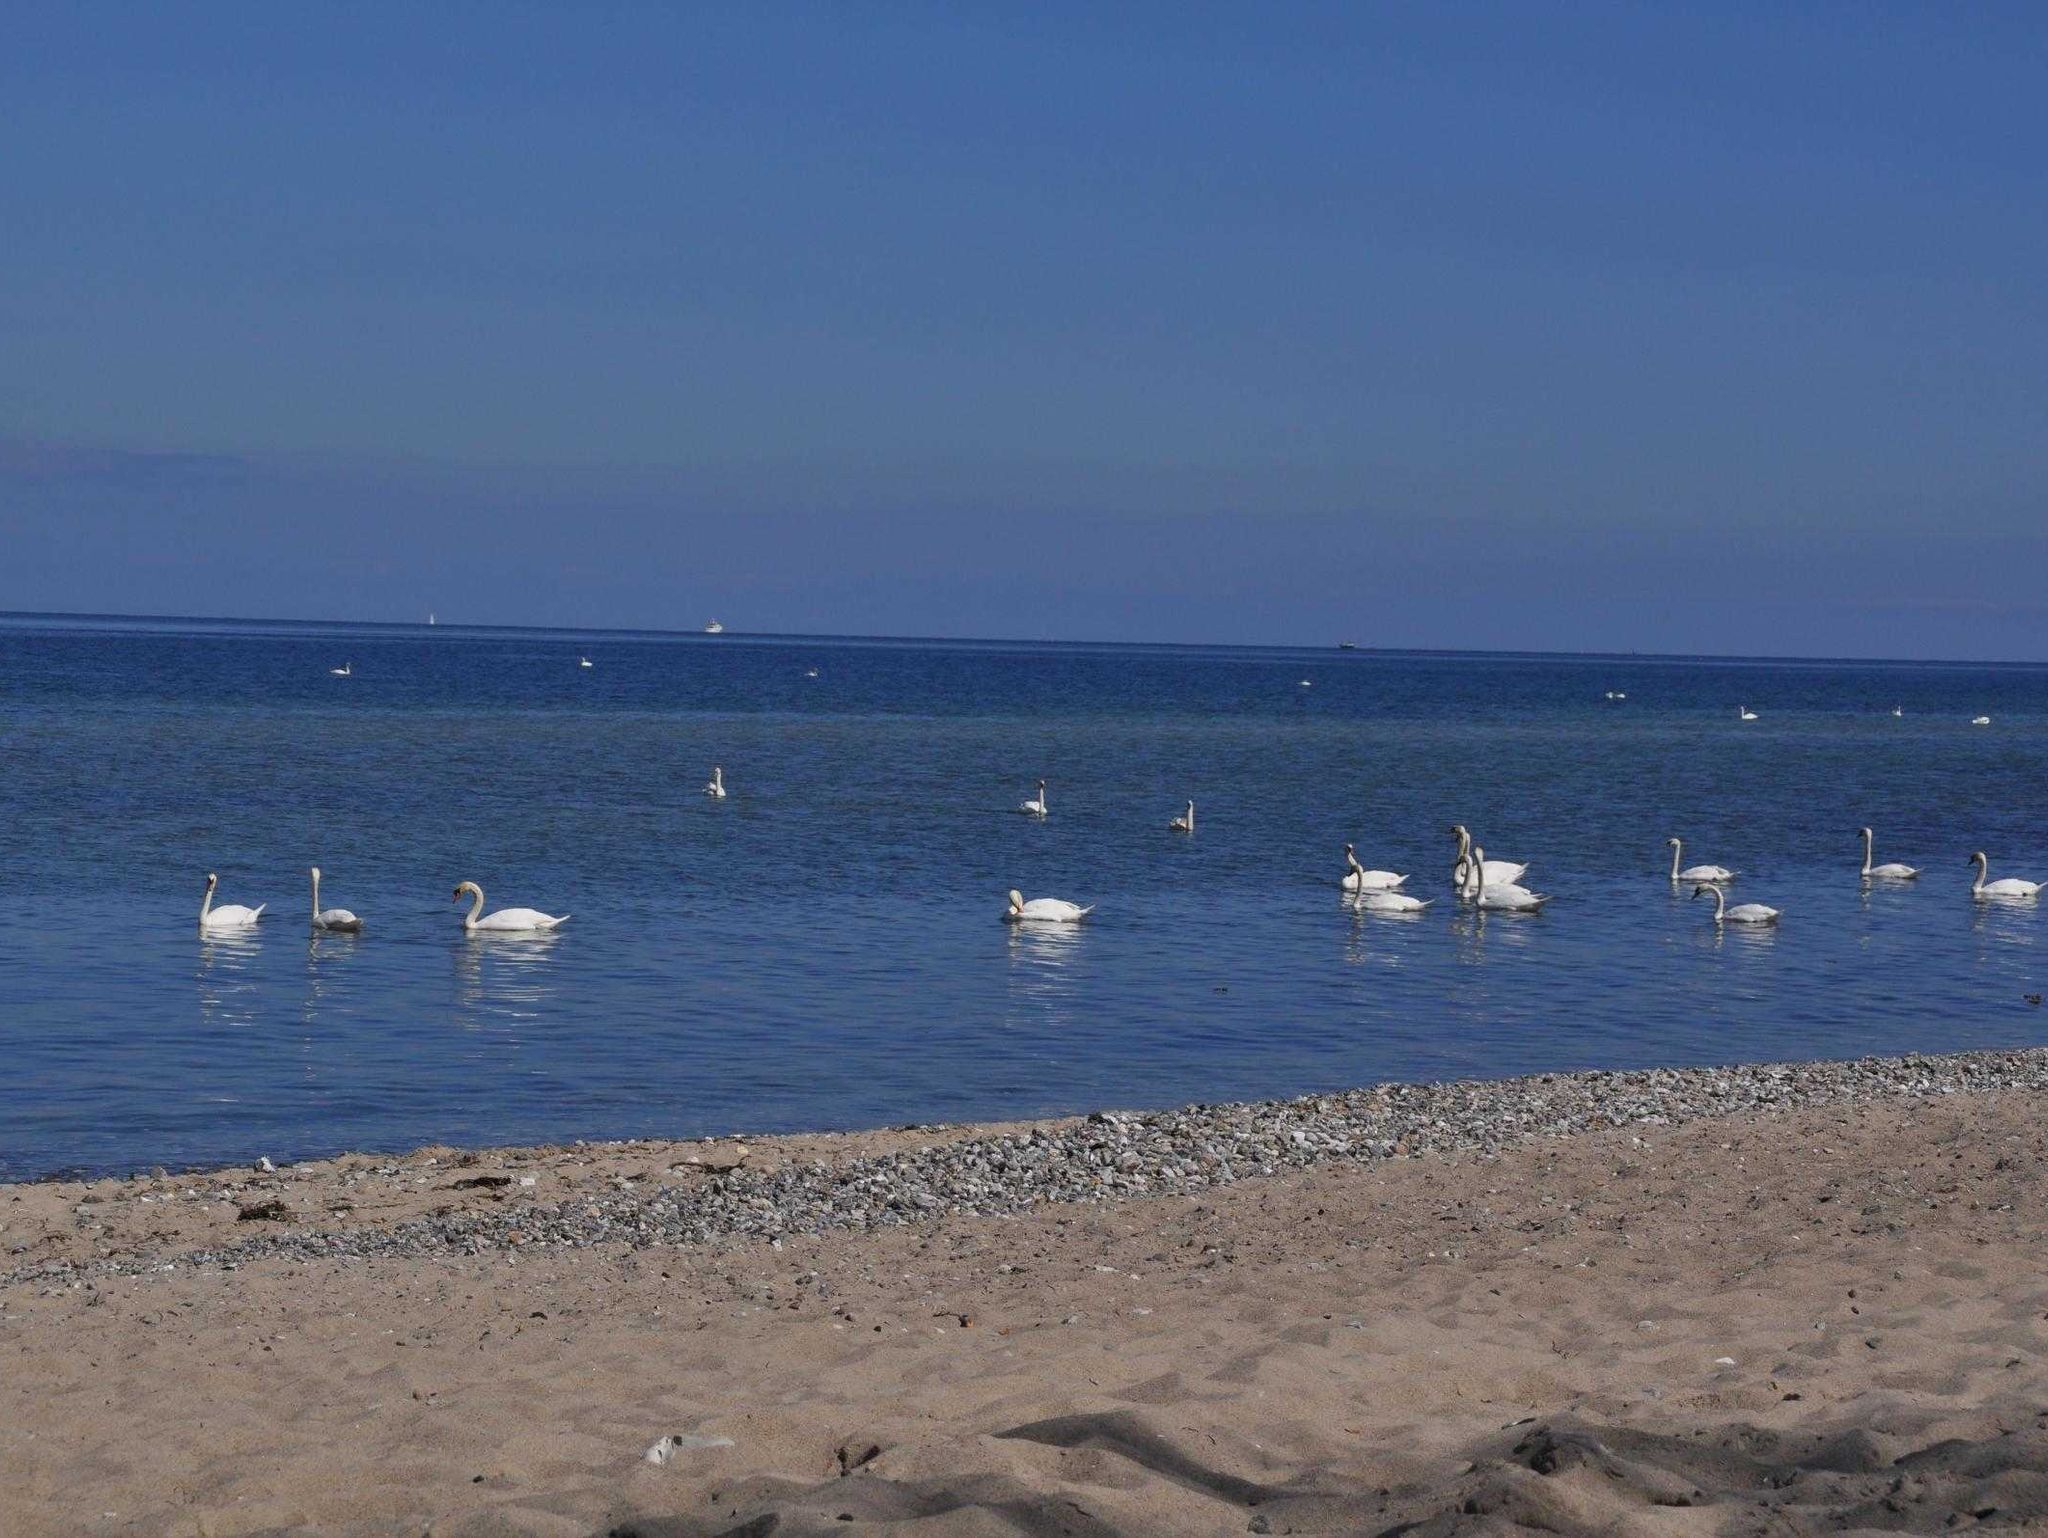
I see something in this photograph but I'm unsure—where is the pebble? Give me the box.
[10,1045,2048,1285]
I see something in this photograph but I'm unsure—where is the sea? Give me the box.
[1,612,2042,1179]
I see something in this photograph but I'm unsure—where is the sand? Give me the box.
[5,1089,2048,1536]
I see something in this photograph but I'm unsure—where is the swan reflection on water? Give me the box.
[454,929,564,1026]
[196,928,263,1027]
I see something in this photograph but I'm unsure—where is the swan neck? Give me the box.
[311,869,320,918]
[201,885,213,923]
[466,885,485,926]
[1670,842,1681,881]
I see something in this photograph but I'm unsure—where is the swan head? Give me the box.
[1006,889,1025,914]
[1666,837,1680,847]
[1343,842,1355,855]
[205,872,218,889]
[453,881,480,901]
[310,866,322,879]
[1969,852,1987,867]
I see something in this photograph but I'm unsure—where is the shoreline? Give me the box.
[9,1042,2046,1289]
[6,1051,2048,1534]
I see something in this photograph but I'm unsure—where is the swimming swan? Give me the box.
[579,656,592,668]
[1341,842,1408,891]
[1468,846,1550,910]
[1694,883,1778,925]
[1169,800,1195,833]
[1668,837,1735,884]
[1019,779,1049,817]
[1970,853,2042,900]
[1973,716,1992,726]
[1350,889,1432,913]
[330,663,352,677]
[1004,889,1092,923]
[1738,706,1759,721]
[704,765,727,798]
[1450,826,1528,887]
[453,881,570,932]
[309,867,362,931]
[200,873,264,929]
[1858,828,1918,881]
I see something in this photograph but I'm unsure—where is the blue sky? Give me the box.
[4,3,2045,656]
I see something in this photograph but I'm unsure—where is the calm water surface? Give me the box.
[1,614,2043,1178]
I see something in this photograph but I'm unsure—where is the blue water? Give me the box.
[1,612,2043,1179]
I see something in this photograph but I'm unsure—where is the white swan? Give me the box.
[704,765,727,798]
[1858,827,1918,881]
[1019,779,1048,817]
[1450,826,1528,887]
[309,867,362,931]
[199,873,264,929]
[1169,800,1195,833]
[453,881,570,932]
[330,662,352,677]
[1891,706,1904,717]
[1468,846,1550,910]
[1973,715,1992,726]
[1004,889,1092,923]
[1694,883,1778,925]
[1667,837,1734,884]
[1350,889,1431,913]
[1738,706,1758,720]
[1970,852,2041,900]
[1341,842,1407,891]
[579,656,592,669]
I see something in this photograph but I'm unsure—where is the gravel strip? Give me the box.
[9,1045,2045,1286]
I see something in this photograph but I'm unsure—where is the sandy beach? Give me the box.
[6,1053,2048,1536]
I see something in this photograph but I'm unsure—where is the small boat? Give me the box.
[704,619,725,634]
[1337,641,1357,651]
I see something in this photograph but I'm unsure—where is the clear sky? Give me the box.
[5,3,2045,656]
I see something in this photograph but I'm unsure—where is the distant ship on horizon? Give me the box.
[703,619,724,634]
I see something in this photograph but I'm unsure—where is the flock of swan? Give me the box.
[200,870,570,934]
[196,765,2043,936]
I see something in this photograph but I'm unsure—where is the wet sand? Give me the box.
[5,1083,2048,1535]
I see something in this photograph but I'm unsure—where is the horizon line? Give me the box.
[3,605,2044,672]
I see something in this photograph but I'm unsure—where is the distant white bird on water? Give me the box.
[1738,706,1759,721]
[704,765,727,799]
[1467,847,1550,911]
[1973,715,1992,726]
[1004,889,1092,923]
[1169,800,1195,833]
[1350,888,1432,913]
[200,873,264,930]
[453,881,570,932]
[1341,843,1407,892]
[1858,827,1918,882]
[1668,837,1734,885]
[330,662,352,677]
[309,867,363,931]
[1891,706,1904,717]
[579,656,592,669]
[1450,825,1528,888]
[1694,883,1778,926]
[1970,852,2041,900]
[1019,779,1048,817]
